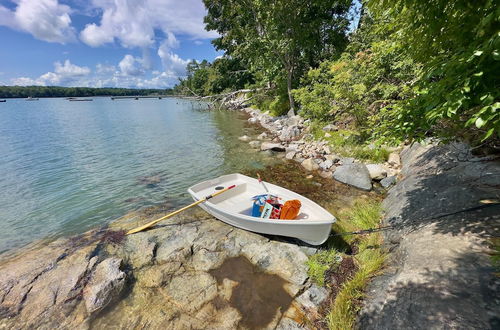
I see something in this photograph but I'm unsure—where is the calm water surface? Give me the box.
[0,97,275,253]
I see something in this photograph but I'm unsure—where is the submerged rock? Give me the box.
[301,158,320,172]
[333,164,372,191]
[137,174,162,186]
[248,140,261,148]
[238,135,251,142]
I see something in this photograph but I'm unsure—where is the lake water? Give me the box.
[0,97,276,254]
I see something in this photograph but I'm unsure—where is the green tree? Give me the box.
[203,0,352,115]
[369,0,500,142]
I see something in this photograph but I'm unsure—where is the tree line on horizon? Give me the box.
[0,86,174,99]
[176,0,499,146]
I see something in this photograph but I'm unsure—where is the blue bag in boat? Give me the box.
[251,194,268,217]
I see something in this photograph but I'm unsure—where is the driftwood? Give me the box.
[199,88,266,110]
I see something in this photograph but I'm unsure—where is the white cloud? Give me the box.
[11,54,187,89]
[80,0,216,48]
[11,60,90,86]
[96,63,116,74]
[118,55,145,76]
[158,42,189,76]
[0,0,75,43]
[54,59,91,76]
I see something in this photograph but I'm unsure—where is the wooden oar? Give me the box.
[126,184,236,235]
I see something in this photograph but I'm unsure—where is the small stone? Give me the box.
[286,144,300,152]
[380,175,396,188]
[323,145,331,154]
[366,164,388,180]
[249,140,261,148]
[339,157,355,165]
[325,132,331,138]
[388,152,401,168]
[261,142,285,152]
[322,124,339,132]
[325,154,340,163]
[285,151,296,159]
[319,171,332,178]
[319,159,333,170]
[248,117,258,124]
[306,174,313,179]
[238,135,251,142]
[301,158,320,171]
[257,132,268,140]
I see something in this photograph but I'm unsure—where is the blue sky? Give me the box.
[0,0,223,88]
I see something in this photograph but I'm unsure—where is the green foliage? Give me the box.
[368,0,500,143]
[293,15,420,133]
[0,86,171,98]
[309,123,390,162]
[307,250,341,286]
[250,83,290,116]
[174,57,254,96]
[306,198,385,328]
[294,0,499,145]
[203,0,352,113]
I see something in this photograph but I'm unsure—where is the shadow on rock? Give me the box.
[209,255,293,329]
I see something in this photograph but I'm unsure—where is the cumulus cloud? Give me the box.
[11,60,90,86]
[80,0,216,48]
[0,0,75,43]
[118,55,145,76]
[158,41,189,77]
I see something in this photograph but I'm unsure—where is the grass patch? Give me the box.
[306,198,387,329]
[308,121,390,163]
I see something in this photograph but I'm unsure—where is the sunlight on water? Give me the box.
[0,97,276,253]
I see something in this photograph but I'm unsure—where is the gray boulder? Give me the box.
[279,126,301,142]
[333,164,372,191]
[84,257,126,315]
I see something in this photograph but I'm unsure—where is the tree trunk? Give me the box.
[286,65,295,117]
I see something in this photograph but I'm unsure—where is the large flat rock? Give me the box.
[358,142,500,329]
[0,207,326,329]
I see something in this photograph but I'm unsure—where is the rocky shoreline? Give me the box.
[239,107,401,191]
[1,205,332,329]
[2,101,498,329]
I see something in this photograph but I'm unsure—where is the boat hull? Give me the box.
[188,173,335,245]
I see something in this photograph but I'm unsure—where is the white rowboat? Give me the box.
[188,173,336,245]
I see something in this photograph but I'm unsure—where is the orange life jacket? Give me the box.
[279,200,301,220]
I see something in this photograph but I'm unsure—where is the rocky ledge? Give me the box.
[358,142,500,329]
[0,207,327,329]
[241,107,401,191]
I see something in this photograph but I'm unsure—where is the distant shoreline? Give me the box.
[0,85,175,99]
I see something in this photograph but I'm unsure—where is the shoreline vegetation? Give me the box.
[0,86,174,99]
